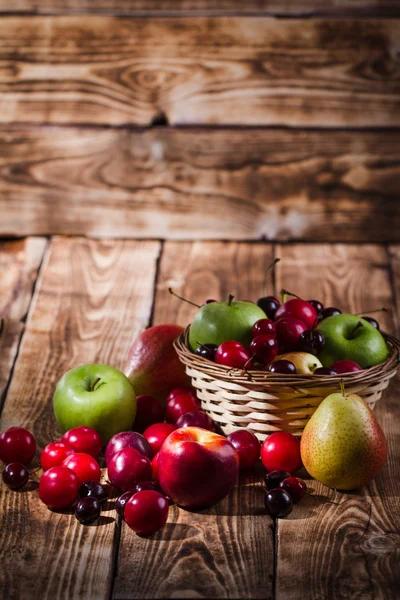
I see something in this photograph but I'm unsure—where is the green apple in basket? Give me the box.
[316,314,389,369]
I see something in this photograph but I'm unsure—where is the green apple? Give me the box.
[317,314,389,368]
[272,352,323,374]
[54,364,136,445]
[188,299,266,351]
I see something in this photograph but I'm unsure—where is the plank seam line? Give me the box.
[0,10,399,18]
[0,238,50,416]
[385,244,400,337]
[147,240,164,329]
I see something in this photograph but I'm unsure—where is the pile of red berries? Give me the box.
[0,426,36,489]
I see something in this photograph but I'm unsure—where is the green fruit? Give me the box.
[316,314,388,368]
[300,390,388,490]
[188,300,266,351]
[54,364,136,445]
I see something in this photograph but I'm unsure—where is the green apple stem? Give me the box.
[91,377,105,392]
[168,288,201,308]
[349,321,364,338]
[262,257,281,297]
[355,307,388,315]
[228,294,234,306]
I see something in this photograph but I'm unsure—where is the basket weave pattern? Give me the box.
[174,332,400,441]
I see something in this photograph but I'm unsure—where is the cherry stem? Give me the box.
[263,257,281,297]
[228,294,234,306]
[48,432,54,443]
[355,308,388,316]
[305,490,341,505]
[168,288,201,308]
[349,321,364,338]
[280,288,301,304]
[91,377,101,392]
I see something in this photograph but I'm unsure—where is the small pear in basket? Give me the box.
[300,385,388,490]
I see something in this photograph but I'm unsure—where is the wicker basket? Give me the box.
[174,330,400,441]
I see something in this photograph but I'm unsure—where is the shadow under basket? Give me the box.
[173,331,400,441]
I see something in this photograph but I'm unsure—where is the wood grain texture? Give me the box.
[2,0,399,16]
[113,241,275,600]
[0,237,46,405]
[0,237,161,600]
[275,244,400,600]
[2,126,400,241]
[1,17,400,126]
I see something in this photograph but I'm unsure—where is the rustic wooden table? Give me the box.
[0,237,398,599]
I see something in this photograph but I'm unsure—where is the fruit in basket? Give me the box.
[267,360,297,374]
[124,490,169,536]
[124,324,191,402]
[320,307,342,320]
[165,388,200,424]
[215,341,254,369]
[298,330,325,355]
[331,360,361,374]
[158,427,239,508]
[307,300,324,317]
[314,367,337,376]
[0,427,36,465]
[300,388,388,490]
[252,319,276,337]
[195,343,218,361]
[250,336,279,364]
[362,316,380,330]
[188,296,266,351]
[105,431,153,465]
[256,296,280,320]
[275,297,318,329]
[53,364,136,445]
[269,352,322,375]
[227,430,261,470]
[261,432,302,474]
[316,314,389,368]
[275,318,308,352]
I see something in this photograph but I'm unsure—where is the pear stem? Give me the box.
[349,321,364,338]
[263,257,281,297]
[355,308,388,316]
[168,288,201,308]
[228,294,234,306]
[280,288,301,303]
[340,379,346,397]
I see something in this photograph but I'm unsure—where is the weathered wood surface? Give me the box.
[2,0,399,16]
[1,17,400,127]
[113,241,276,599]
[2,126,400,242]
[0,238,47,405]
[0,237,161,600]
[275,244,400,600]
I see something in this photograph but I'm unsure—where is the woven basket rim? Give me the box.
[173,327,400,390]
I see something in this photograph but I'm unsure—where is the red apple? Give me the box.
[158,427,239,509]
[165,388,200,424]
[124,324,191,403]
[143,423,177,455]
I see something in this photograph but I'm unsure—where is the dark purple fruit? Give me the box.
[264,488,293,518]
[307,300,324,315]
[79,481,108,505]
[75,496,101,525]
[361,316,380,330]
[115,491,134,518]
[267,360,297,375]
[314,367,337,376]
[2,463,29,489]
[298,330,325,355]
[264,470,291,491]
[256,296,280,320]
[195,343,218,361]
[321,307,342,320]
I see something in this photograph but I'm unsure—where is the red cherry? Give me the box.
[261,432,302,474]
[38,466,80,510]
[166,387,197,403]
[0,427,36,465]
[275,298,317,329]
[215,341,253,369]
[331,360,362,374]
[40,441,75,471]
[143,423,177,455]
[107,448,152,492]
[176,410,215,431]
[275,318,308,352]
[134,395,165,433]
[165,390,200,424]
[124,490,169,536]
[279,476,307,503]
[252,319,276,338]
[61,426,102,458]
[250,335,278,364]
[151,452,160,483]
[227,430,261,470]
[62,453,101,485]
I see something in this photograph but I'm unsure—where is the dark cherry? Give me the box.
[252,319,276,338]
[264,470,291,491]
[2,462,29,489]
[321,307,342,320]
[275,317,308,353]
[79,481,108,505]
[115,491,134,517]
[361,316,380,330]
[134,480,160,493]
[314,367,337,376]
[256,296,280,320]
[195,343,218,361]
[279,477,307,504]
[264,488,293,518]
[267,360,297,375]
[75,496,101,525]
[307,300,324,315]
[298,330,325,355]
[250,335,279,364]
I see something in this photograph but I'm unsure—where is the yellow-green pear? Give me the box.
[301,388,388,490]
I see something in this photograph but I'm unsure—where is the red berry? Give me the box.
[261,432,302,474]
[2,462,29,489]
[61,426,102,458]
[279,476,307,503]
[39,466,80,510]
[124,490,169,536]
[250,335,278,364]
[62,453,101,485]
[215,341,253,369]
[105,431,153,465]
[165,390,200,424]
[252,319,276,338]
[107,448,152,492]
[227,430,260,470]
[41,441,75,471]
[275,298,317,329]
[176,411,215,431]
[143,423,176,455]
[134,395,165,433]
[0,427,36,465]
[331,360,362,374]
[275,318,308,353]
